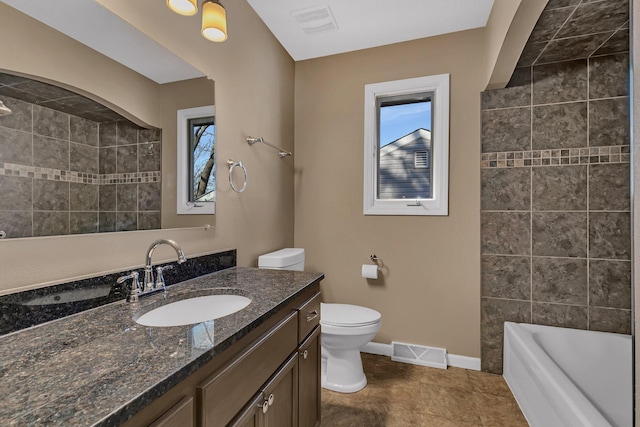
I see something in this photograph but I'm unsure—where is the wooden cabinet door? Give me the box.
[198,312,298,427]
[148,396,194,427]
[228,393,264,427]
[298,326,321,427]
[262,353,298,427]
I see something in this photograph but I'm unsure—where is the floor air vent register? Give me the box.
[391,341,447,369]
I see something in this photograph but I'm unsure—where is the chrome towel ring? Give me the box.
[227,159,248,193]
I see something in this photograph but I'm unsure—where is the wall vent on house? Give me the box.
[291,5,338,35]
[391,341,447,369]
[415,150,428,168]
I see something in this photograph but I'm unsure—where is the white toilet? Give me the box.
[258,248,382,394]
[320,303,381,393]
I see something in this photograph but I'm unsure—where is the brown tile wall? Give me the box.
[480,53,630,373]
[0,96,161,238]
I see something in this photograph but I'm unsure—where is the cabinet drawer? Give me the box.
[298,292,320,342]
[198,312,298,427]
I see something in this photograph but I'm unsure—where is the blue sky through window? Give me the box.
[379,101,431,147]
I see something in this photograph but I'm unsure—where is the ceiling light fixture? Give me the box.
[167,0,227,42]
[166,0,198,16]
[201,0,228,42]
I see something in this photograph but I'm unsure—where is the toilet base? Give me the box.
[321,347,368,393]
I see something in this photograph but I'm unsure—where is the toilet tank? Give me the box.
[258,248,305,271]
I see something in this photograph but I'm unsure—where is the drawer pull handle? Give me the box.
[301,349,309,359]
[261,393,276,414]
[306,310,319,322]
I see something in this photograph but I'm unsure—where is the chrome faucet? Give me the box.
[116,271,141,303]
[116,239,187,303]
[143,239,187,292]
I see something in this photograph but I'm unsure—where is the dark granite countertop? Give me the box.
[0,267,324,426]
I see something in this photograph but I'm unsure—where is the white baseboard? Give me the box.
[361,342,392,356]
[361,341,481,371]
[446,353,481,371]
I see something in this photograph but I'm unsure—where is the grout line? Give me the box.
[550,29,624,43]
[68,114,71,235]
[617,19,630,31]
[530,4,581,66]
[31,103,34,238]
[482,253,631,262]
[591,31,618,54]
[482,209,627,213]
[586,59,591,329]
[529,77,534,325]
[482,95,627,112]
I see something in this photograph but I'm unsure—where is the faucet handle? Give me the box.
[117,271,141,303]
[155,265,174,292]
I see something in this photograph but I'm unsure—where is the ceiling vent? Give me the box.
[290,5,338,35]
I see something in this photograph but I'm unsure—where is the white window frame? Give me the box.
[176,105,216,215]
[363,74,449,216]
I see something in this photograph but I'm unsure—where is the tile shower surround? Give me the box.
[0,95,162,238]
[480,54,630,373]
[517,0,629,67]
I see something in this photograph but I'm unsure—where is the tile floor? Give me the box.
[321,353,529,426]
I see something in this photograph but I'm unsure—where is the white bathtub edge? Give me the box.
[503,322,616,427]
[361,342,481,370]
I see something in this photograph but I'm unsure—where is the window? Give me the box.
[364,74,449,215]
[177,105,216,215]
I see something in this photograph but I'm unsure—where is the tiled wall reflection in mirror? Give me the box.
[0,91,161,238]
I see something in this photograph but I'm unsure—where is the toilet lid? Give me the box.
[320,303,381,327]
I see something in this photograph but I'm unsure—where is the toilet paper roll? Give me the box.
[362,264,378,279]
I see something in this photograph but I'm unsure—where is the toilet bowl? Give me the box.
[320,303,381,393]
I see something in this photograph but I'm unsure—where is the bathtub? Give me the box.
[503,322,632,427]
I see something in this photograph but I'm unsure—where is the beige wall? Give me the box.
[0,1,295,293]
[294,30,485,357]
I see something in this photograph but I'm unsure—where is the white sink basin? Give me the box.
[135,294,251,327]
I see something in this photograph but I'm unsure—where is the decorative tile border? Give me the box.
[481,145,630,168]
[0,162,161,184]
[99,171,161,184]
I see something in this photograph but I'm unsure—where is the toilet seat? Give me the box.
[320,303,381,327]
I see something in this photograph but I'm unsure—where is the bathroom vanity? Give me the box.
[0,267,323,427]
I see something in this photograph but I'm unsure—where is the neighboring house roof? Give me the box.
[380,128,431,156]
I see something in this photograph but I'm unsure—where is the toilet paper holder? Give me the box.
[369,254,384,271]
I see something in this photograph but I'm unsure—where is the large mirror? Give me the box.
[0,4,215,239]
